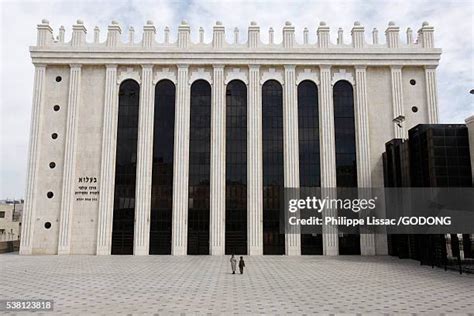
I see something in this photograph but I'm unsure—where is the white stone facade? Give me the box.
[21,19,441,255]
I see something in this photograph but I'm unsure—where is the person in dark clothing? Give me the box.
[239,256,245,274]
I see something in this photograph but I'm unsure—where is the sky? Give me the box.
[0,0,473,199]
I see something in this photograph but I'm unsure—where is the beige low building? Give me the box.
[0,201,22,242]
[21,19,441,256]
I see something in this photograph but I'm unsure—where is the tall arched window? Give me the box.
[112,79,140,255]
[298,80,322,255]
[188,80,211,255]
[262,80,285,255]
[225,80,247,255]
[149,80,175,255]
[333,80,360,255]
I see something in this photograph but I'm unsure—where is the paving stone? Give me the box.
[0,254,473,314]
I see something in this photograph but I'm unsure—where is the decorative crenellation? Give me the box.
[36,19,437,49]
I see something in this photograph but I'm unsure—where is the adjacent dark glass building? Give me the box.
[383,124,473,264]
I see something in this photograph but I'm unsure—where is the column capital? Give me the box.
[249,64,260,71]
[319,65,331,71]
[177,64,189,70]
[424,65,437,70]
[284,64,296,71]
[354,65,367,71]
[33,63,47,68]
[141,64,154,70]
[105,64,118,70]
[213,64,225,70]
[390,65,403,71]
[69,63,82,69]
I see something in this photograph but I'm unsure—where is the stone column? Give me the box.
[133,65,154,255]
[172,65,190,255]
[248,65,263,255]
[96,65,119,255]
[210,65,226,255]
[319,65,338,256]
[390,65,405,138]
[58,64,82,255]
[354,66,375,255]
[20,64,46,255]
[283,65,301,255]
[425,66,439,123]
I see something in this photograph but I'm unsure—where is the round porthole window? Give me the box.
[49,162,56,169]
[47,191,54,199]
[410,79,416,86]
[412,106,418,113]
[53,105,60,111]
[51,133,58,139]
[55,76,62,82]
[44,222,52,229]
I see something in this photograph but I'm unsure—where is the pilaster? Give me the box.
[319,65,338,256]
[354,65,375,255]
[96,65,118,255]
[390,65,405,138]
[283,65,300,255]
[172,65,190,255]
[424,65,439,123]
[210,65,226,255]
[248,65,263,255]
[58,64,82,255]
[133,65,154,255]
[20,64,46,255]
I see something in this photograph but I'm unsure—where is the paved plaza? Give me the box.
[0,253,473,315]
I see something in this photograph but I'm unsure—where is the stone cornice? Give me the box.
[30,49,441,66]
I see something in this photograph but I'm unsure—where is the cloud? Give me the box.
[0,0,473,198]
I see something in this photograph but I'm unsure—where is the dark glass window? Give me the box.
[333,80,360,255]
[298,80,322,255]
[187,80,211,255]
[225,80,247,255]
[112,79,140,255]
[149,80,175,255]
[334,81,357,187]
[262,80,285,255]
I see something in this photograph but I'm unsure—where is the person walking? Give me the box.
[230,254,237,274]
[239,256,245,274]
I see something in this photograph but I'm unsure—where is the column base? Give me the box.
[210,245,225,256]
[285,234,301,256]
[286,246,301,256]
[324,246,339,256]
[248,246,263,256]
[323,232,339,256]
[360,233,376,256]
[96,246,111,256]
[134,246,148,256]
[19,246,32,255]
[57,246,70,255]
[172,246,187,256]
